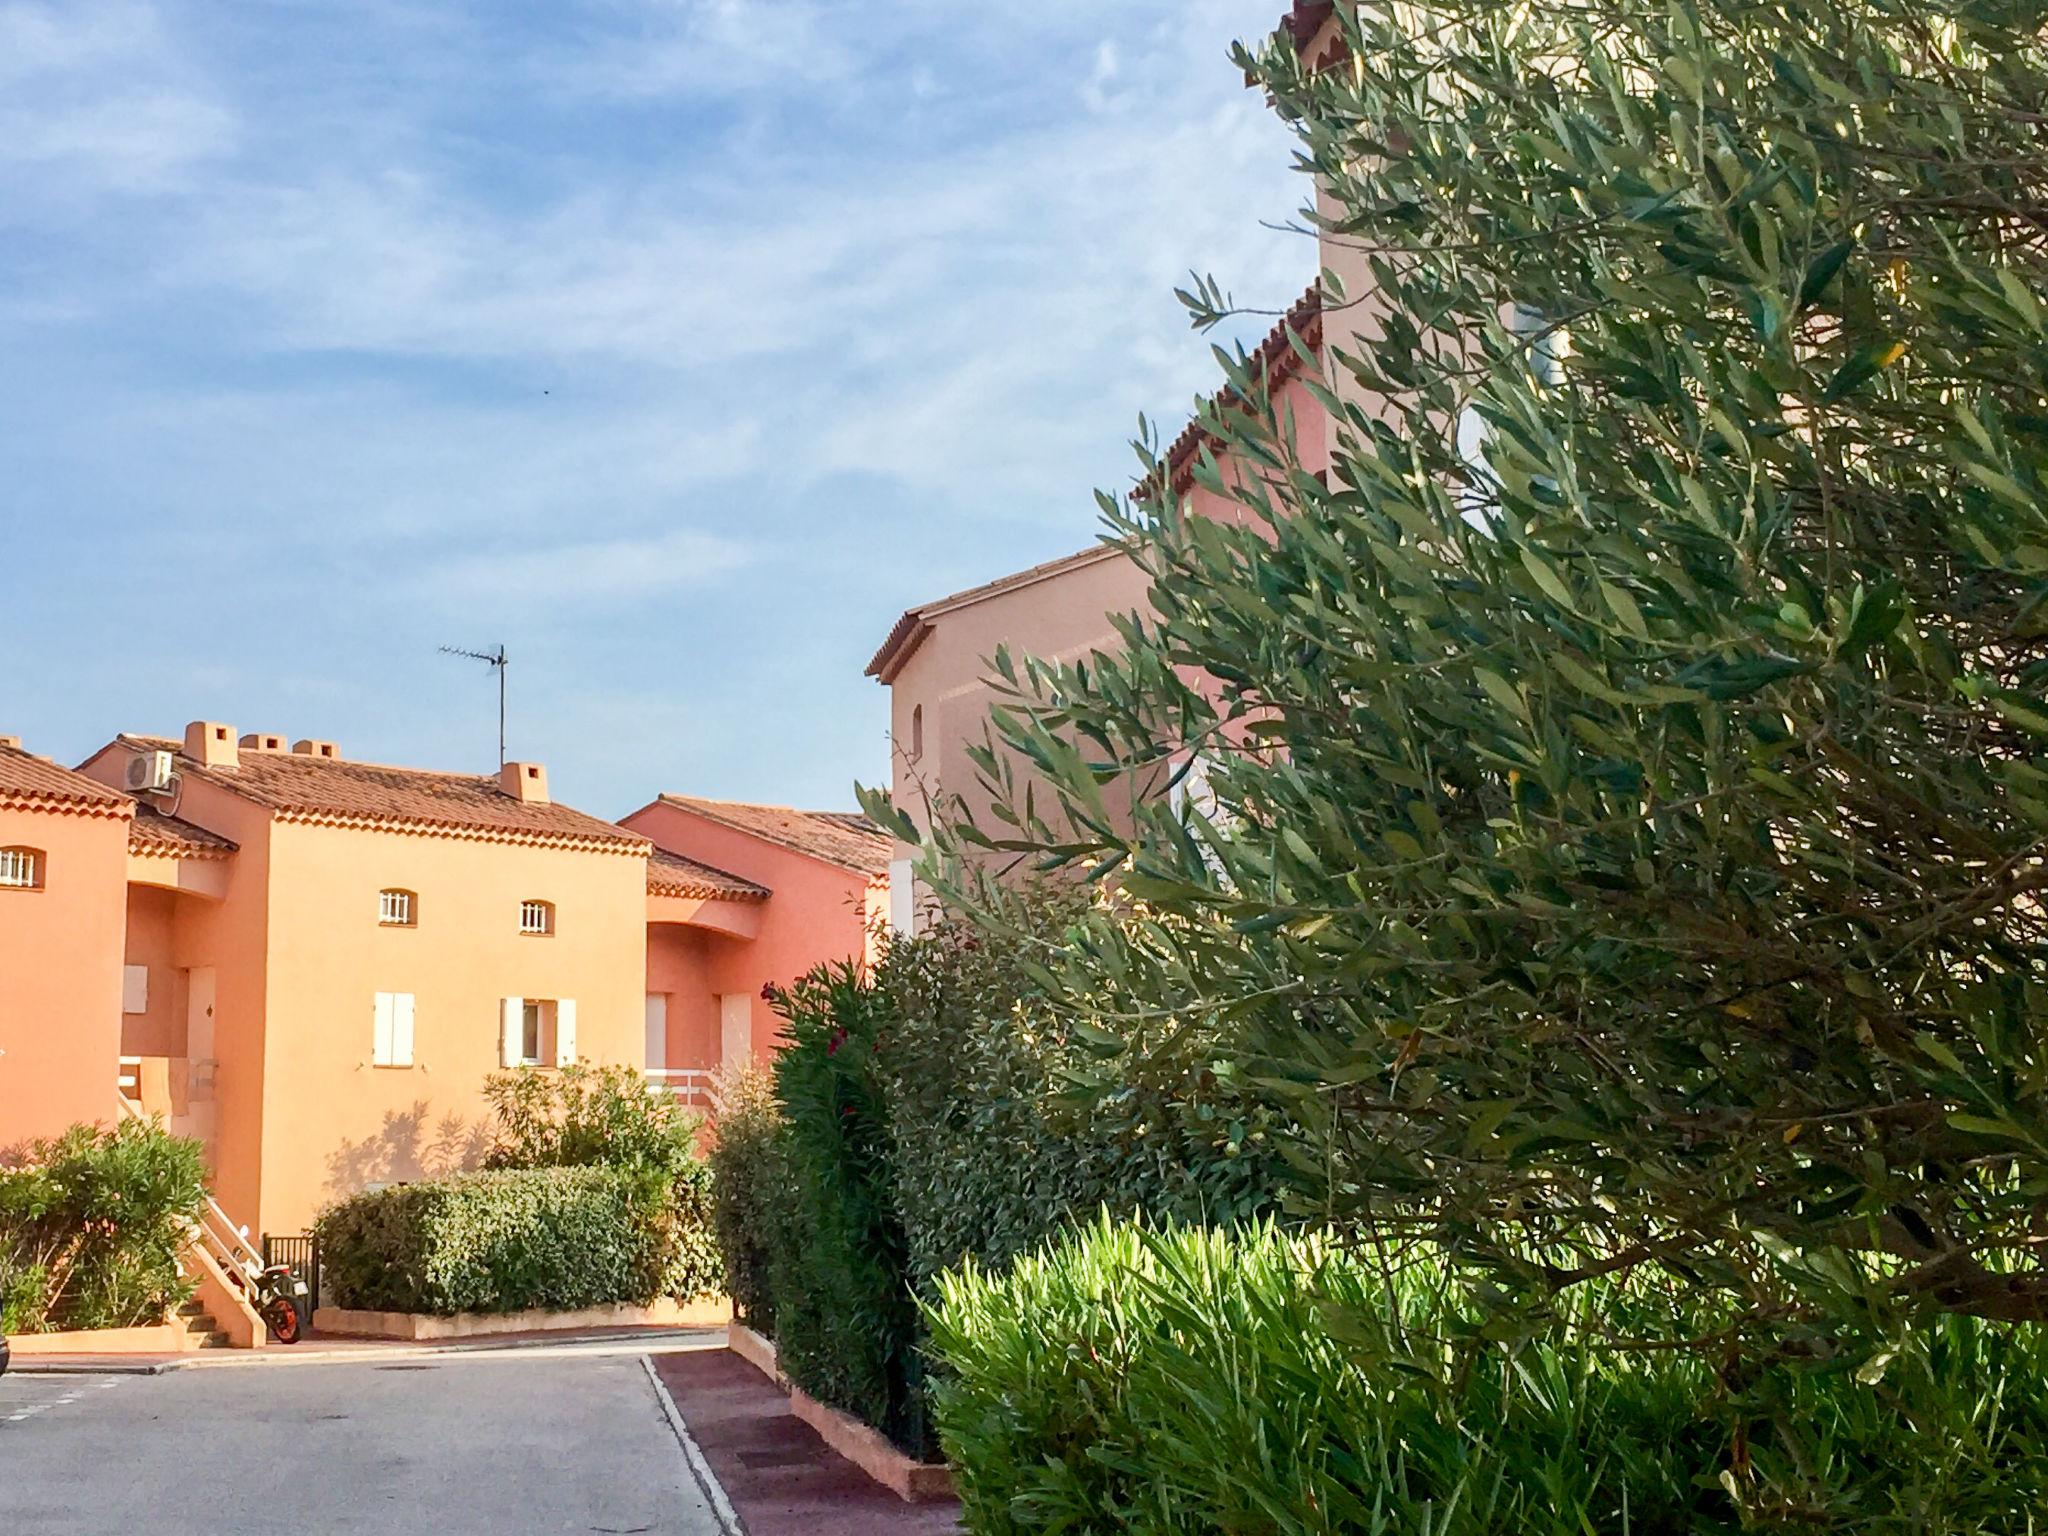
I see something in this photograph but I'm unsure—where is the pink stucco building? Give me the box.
[866,7,1365,921]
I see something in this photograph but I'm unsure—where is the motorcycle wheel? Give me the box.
[264,1298,303,1345]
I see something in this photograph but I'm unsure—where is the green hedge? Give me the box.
[768,961,929,1457]
[315,1166,671,1316]
[878,903,1282,1294]
[928,1217,2048,1535]
[707,1061,787,1331]
[480,1061,722,1305]
[0,1120,207,1333]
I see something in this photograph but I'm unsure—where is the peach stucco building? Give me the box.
[2,720,889,1254]
[0,739,132,1145]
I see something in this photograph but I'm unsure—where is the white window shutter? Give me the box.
[500,997,523,1067]
[392,992,416,1067]
[123,965,150,1015]
[373,993,394,1066]
[555,999,577,1067]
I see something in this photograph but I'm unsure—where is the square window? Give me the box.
[519,900,554,936]
[0,848,40,889]
[379,889,415,926]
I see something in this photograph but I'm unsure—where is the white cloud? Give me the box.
[422,527,756,605]
[560,0,856,100]
[0,2,233,187]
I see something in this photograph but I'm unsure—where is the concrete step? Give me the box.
[195,1330,232,1349]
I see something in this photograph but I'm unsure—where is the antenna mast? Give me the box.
[440,644,509,766]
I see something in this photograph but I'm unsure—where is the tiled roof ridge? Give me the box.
[128,805,238,859]
[864,541,1132,682]
[0,741,133,818]
[1156,279,1324,497]
[657,795,892,877]
[112,733,647,853]
[648,846,771,902]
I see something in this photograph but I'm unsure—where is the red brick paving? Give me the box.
[651,1349,962,1536]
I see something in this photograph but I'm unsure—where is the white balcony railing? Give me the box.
[646,1068,722,1114]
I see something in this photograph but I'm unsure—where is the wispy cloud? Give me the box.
[0,0,1304,808]
[0,2,232,187]
[422,528,756,605]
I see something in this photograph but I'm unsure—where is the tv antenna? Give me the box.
[441,643,509,767]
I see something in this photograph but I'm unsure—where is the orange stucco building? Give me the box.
[0,739,132,1145]
[2,721,888,1251]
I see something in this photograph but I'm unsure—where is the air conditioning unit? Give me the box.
[125,750,176,795]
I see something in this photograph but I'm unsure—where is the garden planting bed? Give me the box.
[653,1348,960,1533]
[5,1323,192,1356]
[725,1323,953,1504]
[313,1295,731,1340]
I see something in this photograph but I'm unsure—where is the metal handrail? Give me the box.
[645,1067,724,1113]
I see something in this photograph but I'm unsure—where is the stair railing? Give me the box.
[114,1092,268,1288]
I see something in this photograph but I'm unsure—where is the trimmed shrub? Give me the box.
[0,1119,206,1333]
[481,1063,721,1302]
[315,1166,669,1316]
[769,961,929,1457]
[878,900,1282,1295]
[929,1217,2048,1535]
[707,1059,787,1331]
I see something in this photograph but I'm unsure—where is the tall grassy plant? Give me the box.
[769,962,929,1456]
[928,1218,2048,1534]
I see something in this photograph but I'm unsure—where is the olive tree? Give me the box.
[870,0,2048,1360]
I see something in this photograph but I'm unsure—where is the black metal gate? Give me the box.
[263,1234,321,1313]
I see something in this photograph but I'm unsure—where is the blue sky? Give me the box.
[0,1,1306,817]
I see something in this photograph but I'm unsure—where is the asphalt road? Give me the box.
[0,1348,724,1535]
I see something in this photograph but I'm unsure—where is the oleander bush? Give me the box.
[707,1059,788,1332]
[315,1166,670,1316]
[482,1062,721,1302]
[928,1217,2048,1535]
[0,1119,206,1333]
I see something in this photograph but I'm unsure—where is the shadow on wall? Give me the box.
[324,1103,492,1203]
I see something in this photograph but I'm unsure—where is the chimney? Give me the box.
[0,735,19,751]
[292,739,341,760]
[501,761,549,805]
[184,721,238,770]
[239,732,288,752]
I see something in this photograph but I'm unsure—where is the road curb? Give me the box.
[642,1354,746,1536]
[151,1327,727,1370]
[7,1360,183,1377]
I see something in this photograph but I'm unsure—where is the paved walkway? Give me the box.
[0,1347,724,1535]
[652,1349,961,1536]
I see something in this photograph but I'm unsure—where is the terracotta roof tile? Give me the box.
[1282,1,1337,49]
[648,847,770,901]
[864,542,1132,682]
[128,804,238,859]
[659,795,891,876]
[0,742,131,816]
[1158,281,1324,496]
[121,736,645,852]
